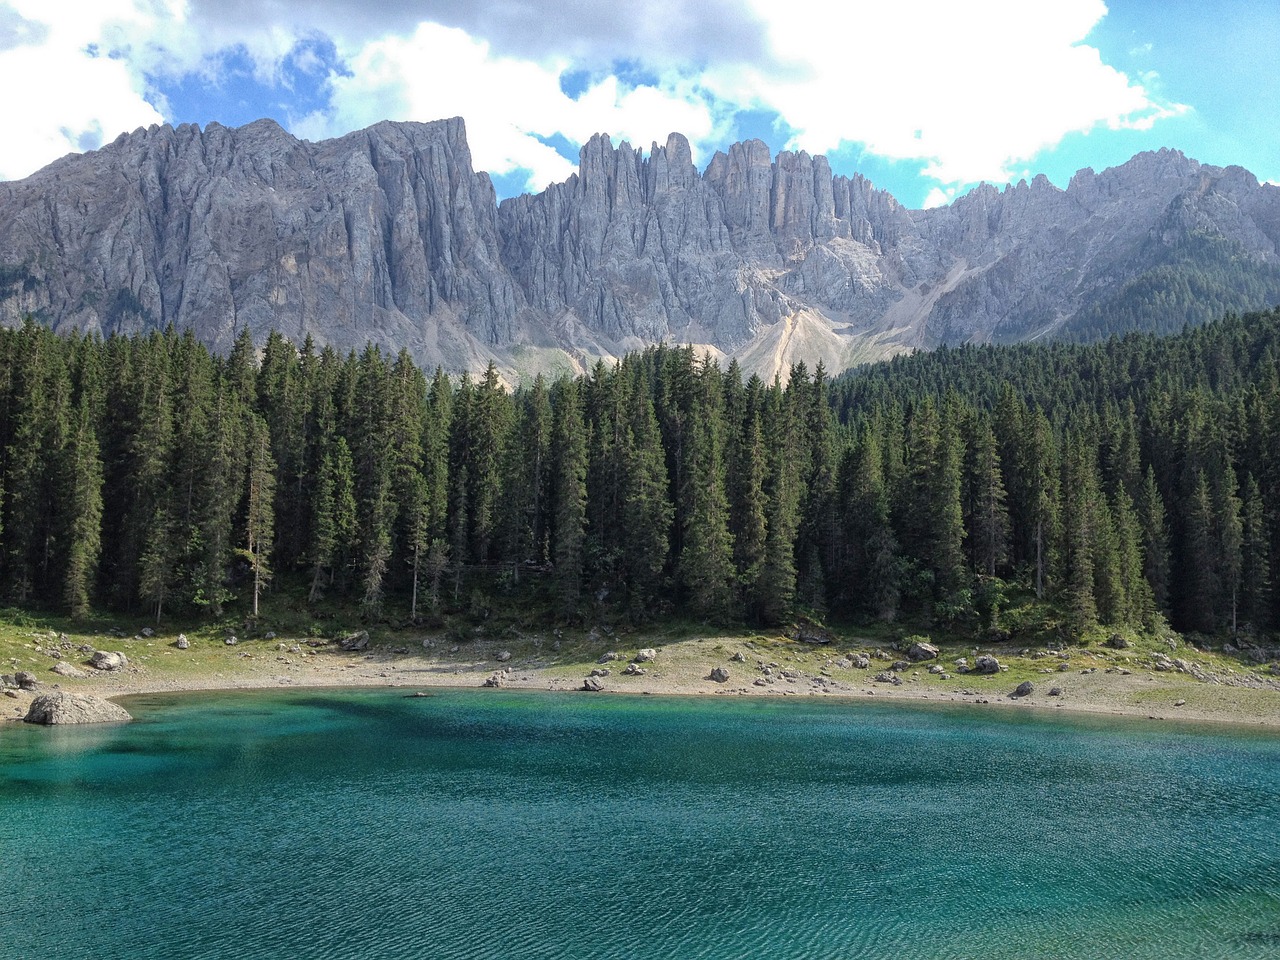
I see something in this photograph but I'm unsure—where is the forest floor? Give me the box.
[4,612,1280,730]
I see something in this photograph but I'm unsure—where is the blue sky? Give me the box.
[1,1,1275,208]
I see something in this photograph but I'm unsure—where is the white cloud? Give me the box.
[0,0,165,179]
[704,0,1186,188]
[0,0,1190,201]
[304,22,723,193]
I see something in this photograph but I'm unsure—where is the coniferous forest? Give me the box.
[0,309,1278,641]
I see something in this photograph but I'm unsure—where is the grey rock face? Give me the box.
[89,651,127,671]
[974,655,1001,675]
[2,120,1277,382]
[339,631,370,652]
[24,692,132,724]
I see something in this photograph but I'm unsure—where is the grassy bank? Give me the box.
[3,601,1280,729]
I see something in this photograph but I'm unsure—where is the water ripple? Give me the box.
[2,689,1279,959]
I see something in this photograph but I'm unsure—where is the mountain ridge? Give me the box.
[1,117,1277,381]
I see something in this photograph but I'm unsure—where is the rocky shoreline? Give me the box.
[4,627,1280,730]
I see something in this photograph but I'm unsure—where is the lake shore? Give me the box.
[5,625,1280,729]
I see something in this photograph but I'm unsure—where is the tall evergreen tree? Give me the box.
[241,415,276,618]
[679,358,736,620]
[551,378,588,615]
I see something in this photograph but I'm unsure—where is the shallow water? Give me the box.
[2,689,1279,959]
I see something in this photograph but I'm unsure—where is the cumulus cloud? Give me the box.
[705,0,1186,188]
[298,21,724,192]
[181,0,770,71]
[0,0,1187,199]
[0,0,164,179]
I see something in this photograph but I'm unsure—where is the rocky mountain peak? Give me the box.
[1,118,1278,382]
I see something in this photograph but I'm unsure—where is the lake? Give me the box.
[2,688,1279,959]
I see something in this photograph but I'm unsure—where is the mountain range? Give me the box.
[1,116,1278,381]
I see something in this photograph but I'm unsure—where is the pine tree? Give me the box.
[1239,474,1272,632]
[309,435,356,602]
[551,378,588,615]
[1137,467,1171,618]
[964,414,1010,578]
[727,381,767,595]
[61,384,103,617]
[1059,434,1099,636]
[679,358,736,621]
[753,379,801,625]
[1177,472,1216,633]
[241,415,276,618]
[620,369,672,620]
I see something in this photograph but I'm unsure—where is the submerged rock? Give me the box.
[24,693,131,725]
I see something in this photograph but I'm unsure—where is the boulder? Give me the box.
[16,671,39,690]
[589,668,611,678]
[709,667,730,683]
[1012,681,1035,698]
[597,651,622,664]
[140,627,154,638]
[873,671,903,685]
[582,676,605,692]
[339,630,370,651]
[1107,633,1130,650]
[51,662,86,679]
[623,663,646,676]
[1048,687,1063,697]
[483,674,503,688]
[175,634,190,650]
[795,624,834,644]
[731,651,747,663]
[907,641,940,661]
[849,654,870,669]
[634,648,657,663]
[974,655,1001,674]
[24,693,131,725]
[495,650,512,662]
[89,651,128,671]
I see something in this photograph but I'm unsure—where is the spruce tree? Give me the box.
[679,358,736,621]
[619,376,672,620]
[551,378,588,616]
[61,385,104,617]
[241,415,276,618]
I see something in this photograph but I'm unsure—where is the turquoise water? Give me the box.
[2,690,1279,959]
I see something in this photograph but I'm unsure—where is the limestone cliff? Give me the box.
[1,118,1277,381]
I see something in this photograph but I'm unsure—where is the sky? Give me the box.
[1,0,1276,209]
